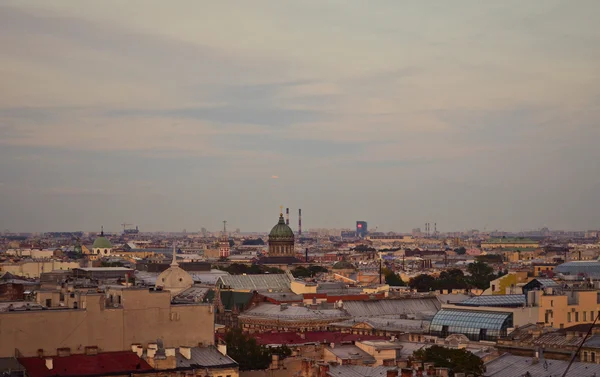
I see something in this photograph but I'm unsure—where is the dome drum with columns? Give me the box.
[268,211,295,257]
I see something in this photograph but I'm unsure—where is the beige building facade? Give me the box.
[0,287,214,358]
[0,260,81,278]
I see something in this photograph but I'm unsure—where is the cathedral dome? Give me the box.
[92,229,112,249]
[269,215,295,240]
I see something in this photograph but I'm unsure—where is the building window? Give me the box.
[593,311,596,321]
[551,300,553,307]
[567,313,572,322]
[584,351,589,362]
[576,312,580,322]
[584,312,588,322]
[45,299,52,307]
[593,352,597,363]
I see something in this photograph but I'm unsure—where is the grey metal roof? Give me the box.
[331,318,430,333]
[325,345,376,364]
[533,278,560,287]
[555,261,600,278]
[484,353,600,377]
[584,334,600,348]
[239,303,349,321]
[172,286,211,303]
[218,274,291,291]
[342,297,441,318]
[457,294,526,307]
[175,346,237,368]
[327,365,398,377]
[0,357,25,373]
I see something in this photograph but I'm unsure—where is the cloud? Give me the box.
[1,1,600,232]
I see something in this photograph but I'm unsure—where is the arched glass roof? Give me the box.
[430,309,513,341]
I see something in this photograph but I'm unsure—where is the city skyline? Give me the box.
[1,1,600,232]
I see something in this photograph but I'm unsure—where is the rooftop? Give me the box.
[218,274,291,291]
[18,351,152,377]
[326,345,375,364]
[342,297,441,318]
[228,331,387,346]
[239,303,348,321]
[327,365,398,377]
[484,353,600,377]
[456,294,526,308]
[175,346,237,368]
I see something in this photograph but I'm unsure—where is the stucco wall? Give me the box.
[0,289,214,357]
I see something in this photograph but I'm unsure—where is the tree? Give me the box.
[454,247,467,255]
[353,245,376,252]
[413,345,484,376]
[383,268,405,286]
[224,328,272,370]
[476,254,503,264]
[467,261,496,290]
[409,274,437,292]
[438,269,468,290]
[291,265,328,278]
[242,238,265,246]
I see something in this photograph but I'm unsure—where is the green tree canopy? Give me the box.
[467,261,496,289]
[413,345,484,376]
[224,328,271,370]
[408,274,437,292]
[438,269,468,290]
[383,268,406,286]
[454,247,467,255]
[291,265,328,278]
[217,263,284,275]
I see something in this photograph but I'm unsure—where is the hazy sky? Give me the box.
[1,1,600,233]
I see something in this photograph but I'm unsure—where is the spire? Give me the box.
[279,205,283,216]
[100,225,104,236]
[223,220,227,234]
[171,242,178,266]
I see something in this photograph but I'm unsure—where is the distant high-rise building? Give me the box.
[356,221,368,238]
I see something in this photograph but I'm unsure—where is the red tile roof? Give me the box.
[18,351,153,377]
[218,331,387,346]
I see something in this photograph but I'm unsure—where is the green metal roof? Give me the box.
[268,215,294,240]
[92,236,112,249]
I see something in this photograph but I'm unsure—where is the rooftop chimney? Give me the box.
[286,208,290,226]
[45,358,53,370]
[401,368,413,377]
[179,346,191,360]
[386,370,399,377]
[84,346,98,356]
[57,348,70,357]
[319,363,330,377]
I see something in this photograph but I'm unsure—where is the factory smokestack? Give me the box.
[286,208,289,225]
[298,209,302,236]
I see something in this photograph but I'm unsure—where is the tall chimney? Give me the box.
[298,209,302,236]
[286,208,290,225]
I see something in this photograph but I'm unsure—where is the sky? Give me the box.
[1,1,600,233]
